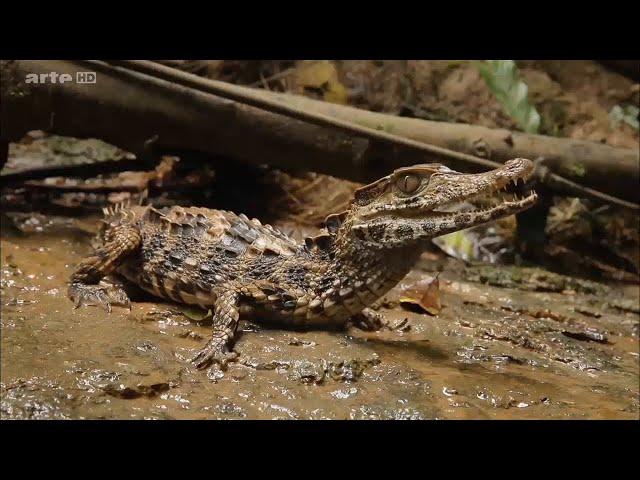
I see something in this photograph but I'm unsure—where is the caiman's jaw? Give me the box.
[346,158,538,248]
[426,159,537,228]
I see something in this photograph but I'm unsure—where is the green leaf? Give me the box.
[432,230,476,262]
[177,305,213,321]
[475,60,541,134]
[609,104,639,131]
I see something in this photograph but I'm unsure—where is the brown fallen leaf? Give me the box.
[293,60,349,105]
[399,275,442,315]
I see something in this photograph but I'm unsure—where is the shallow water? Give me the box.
[1,217,638,420]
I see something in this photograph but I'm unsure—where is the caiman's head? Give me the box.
[332,158,537,249]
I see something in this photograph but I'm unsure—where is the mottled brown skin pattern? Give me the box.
[68,159,537,369]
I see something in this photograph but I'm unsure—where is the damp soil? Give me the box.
[1,217,638,420]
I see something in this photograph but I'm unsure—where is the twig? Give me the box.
[536,164,639,210]
[1,158,145,184]
[248,67,296,88]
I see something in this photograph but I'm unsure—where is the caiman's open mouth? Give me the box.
[432,163,538,222]
[435,179,537,218]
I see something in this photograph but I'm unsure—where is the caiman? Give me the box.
[68,158,537,369]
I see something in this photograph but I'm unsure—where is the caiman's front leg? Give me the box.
[351,307,391,331]
[351,308,411,332]
[68,224,141,312]
[191,290,240,370]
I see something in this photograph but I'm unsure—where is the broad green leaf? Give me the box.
[433,230,476,262]
[475,60,541,134]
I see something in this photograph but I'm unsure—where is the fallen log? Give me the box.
[1,60,375,180]
[2,59,638,205]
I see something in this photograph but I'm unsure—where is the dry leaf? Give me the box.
[399,276,442,315]
[293,60,348,105]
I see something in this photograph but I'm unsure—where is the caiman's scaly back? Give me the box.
[68,159,537,370]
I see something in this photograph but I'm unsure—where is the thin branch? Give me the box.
[248,67,296,88]
[1,158,145,184]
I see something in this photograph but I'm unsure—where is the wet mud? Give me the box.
[1,217,638,419]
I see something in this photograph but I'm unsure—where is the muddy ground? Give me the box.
[1,217,638,420]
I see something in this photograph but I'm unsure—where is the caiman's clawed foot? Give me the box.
[68,282,131,313]
[190,290,240,371]
[352,308,391,331]
[191,337,238,370]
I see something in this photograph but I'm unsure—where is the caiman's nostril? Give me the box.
[503,158,533,172]
[504,158,520,168]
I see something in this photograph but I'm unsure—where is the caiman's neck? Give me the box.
[326,224,423,301]
[334,235,421,271]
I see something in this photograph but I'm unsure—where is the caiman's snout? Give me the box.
[429,157,538,224]
[495,158,534,186]
[503,157,533,173]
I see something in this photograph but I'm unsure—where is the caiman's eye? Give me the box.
[397,174,422,194]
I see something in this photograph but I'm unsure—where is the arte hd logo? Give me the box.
[25,71,97,84]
